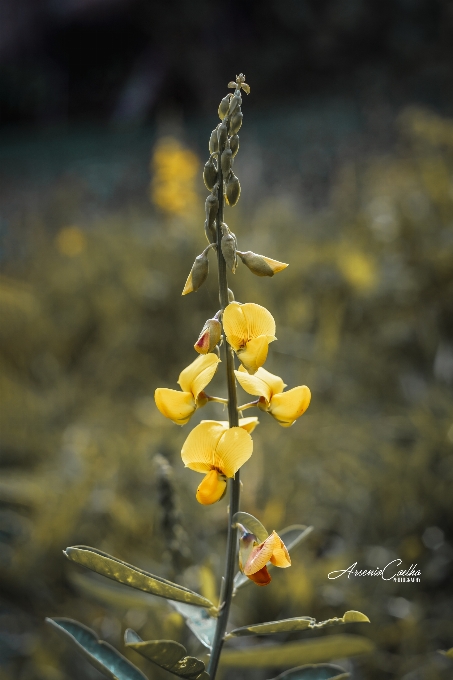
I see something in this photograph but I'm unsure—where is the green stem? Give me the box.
[207,130,240,680]
[237,400,259,411]
[206,395,229,405]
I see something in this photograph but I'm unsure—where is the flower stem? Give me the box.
[237,400,260,411]
[206,395,229,405]
[207,135,240,680]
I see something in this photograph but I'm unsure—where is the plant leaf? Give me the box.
[232,511,268,542]
[46,618,148,680]
[269,664,350,680]
[220,634,374,668]
[227,611,369,638]
[227,617,315,638]
[64,546,213,608]
[233,524,313,593]
[168,600,217,650]
[70,571,157,610]
[124,629,206,678]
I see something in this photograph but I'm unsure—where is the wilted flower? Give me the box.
[181,420,254,505]
[154,353,220,425]
[235,366,311,427]
[239,528,291,586]
[223,302,276,374]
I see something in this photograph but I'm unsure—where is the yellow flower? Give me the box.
[235,365,310,427]
[223,302,276,374]
[154,353,220,425]
[181,420,254,505]
[240,530,291,587]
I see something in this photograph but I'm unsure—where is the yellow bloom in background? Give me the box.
[150,137,200,218]
[223,302,276,374]
[154,353,220,425]
[241,530,291,587]
[181,421,254,505]
[235,366,311,427]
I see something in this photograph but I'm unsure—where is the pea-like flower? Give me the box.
[181,420,255,505]
[235,365,311,427]
[239,529,291,586]
[223,302,276,375]
[154,353,220,426]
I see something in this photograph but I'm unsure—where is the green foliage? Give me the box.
[226,610,369,637]
[269,665,349,680]
[124,629,207,678]
[220,634,375,667]
[168,600,216,649]
[65,545,213,608]
[46,618,147,680]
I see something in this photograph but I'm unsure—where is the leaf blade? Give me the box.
[168,600,216,650]
[220,634,374,668]
[46,618,148,680]
[124,629,206,679]
[232,511,268,542]
[227,611,369,638]
[64,546,213,608]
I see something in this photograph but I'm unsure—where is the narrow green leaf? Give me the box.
[168,600,216,650]
[220,634,375,667]
[46,618,147,680]
[227,611,369,638]
[124,629,207,679]
[64,546,213,609]
[269,664,350,680]
[227,617,315,638]
[438,648,453,660]
[70,571,157,611]
[233,524,313,593]
[232,512,268,542]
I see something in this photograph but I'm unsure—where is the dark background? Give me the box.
[2,2,453,680]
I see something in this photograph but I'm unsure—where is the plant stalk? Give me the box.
[207,145,240,679]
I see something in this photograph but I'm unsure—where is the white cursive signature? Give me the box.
[328,560,421,581]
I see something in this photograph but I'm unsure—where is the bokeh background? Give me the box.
[1,1,453,679]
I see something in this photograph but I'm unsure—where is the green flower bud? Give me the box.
[217,120,228,151]
[209,126,219,154]
[205,191,219,227]
[194,317,222,354]
[229,110,243,135]
[182,247,211,295]
[221,223,237,273]
[221,143,233,176]
[203,155,218,191]
[218,95,231,120]
[225,172,241,207]
[230,134,239,157]
[237,251,289,277]
[228,93,242,116]
[205,219,217,245]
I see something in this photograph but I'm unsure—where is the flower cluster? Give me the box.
[153,74,311,587]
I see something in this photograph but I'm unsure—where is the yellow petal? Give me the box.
[214,427,253,477]
[178,353,220,398]
[182,270,194,295]
[222,302,247,351]
[270,533,291,567]
[196,470,227,505]
[181,421,225,472]
[269,385,311,426]
[202,417,259,434]
[241,302,276,341]
[238,335,275,374]
[244,532,280,574]
[236,366,285,400]
[262,256,289,274]
[154,388,196,425]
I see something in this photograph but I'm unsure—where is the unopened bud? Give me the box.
[237,251,289,277]
[218,95,231,120]
[194,318,222,354]
[230,134,239,158]
[205,219,217,245]
[182,247,212,295]
[203,156,218,191]
[221,223,237,273]
[205,191,219,227]
[217,120,228,151]
[228,93,242,116]
[229,109,243,135]
[225,172,241,207]
[221,142,233,176]
[209,126,219,154]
